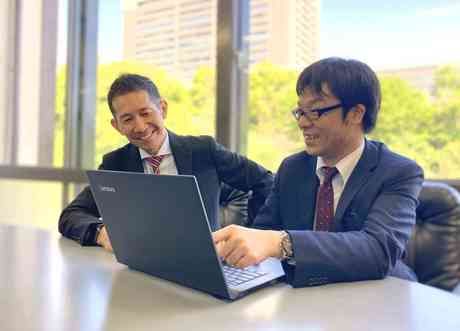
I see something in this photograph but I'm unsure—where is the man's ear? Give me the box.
[159,98,168,119]
[111,117,121,133]
[347,104,366,125]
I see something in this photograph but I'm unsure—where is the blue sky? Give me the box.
[320,0,460,69]
[58,0,460,70]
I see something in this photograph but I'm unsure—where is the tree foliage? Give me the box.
[54,62,460,178]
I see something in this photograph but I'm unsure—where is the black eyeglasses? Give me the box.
[291,103,343,121]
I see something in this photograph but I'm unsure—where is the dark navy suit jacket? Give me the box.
[253,140,424,287]
[59,131,273,245]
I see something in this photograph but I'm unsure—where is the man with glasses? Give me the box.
[213,57,424,287]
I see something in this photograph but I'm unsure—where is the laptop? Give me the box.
[86,170,285,300]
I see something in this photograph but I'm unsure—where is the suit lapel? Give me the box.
[168,131,193,175]
[333,140,379,228]
[125,144,144,173]
[295,154,319,230]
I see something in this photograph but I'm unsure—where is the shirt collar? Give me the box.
[316,138,365,185]
[139,131,172,159]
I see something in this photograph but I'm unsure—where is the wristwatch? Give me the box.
[279,231,293,260]
[91,223,104,245]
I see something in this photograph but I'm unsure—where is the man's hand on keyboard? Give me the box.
[212,225,282,269]
[96,225,113,252]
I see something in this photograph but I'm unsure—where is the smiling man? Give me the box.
[213,57,424,287]
[58,74,273,251]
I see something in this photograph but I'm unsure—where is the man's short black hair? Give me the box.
[107,73,161,114]
[296,57,381,133]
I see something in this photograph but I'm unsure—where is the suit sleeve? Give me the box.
[208,138,274,222]
[58,165,105,246]
[287,162,424,287]
[251,163,284,231]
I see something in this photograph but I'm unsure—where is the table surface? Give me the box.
[2,225,460,331]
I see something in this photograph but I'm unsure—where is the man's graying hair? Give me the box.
[107,73,161,114]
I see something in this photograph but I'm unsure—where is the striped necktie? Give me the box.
[146,155,165,174]
[315,166,338,231]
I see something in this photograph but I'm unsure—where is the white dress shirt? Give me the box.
[138,132,178,175]
[315,139,365,220]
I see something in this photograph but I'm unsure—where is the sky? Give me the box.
[58,0,460,70]
[320,0,460,69]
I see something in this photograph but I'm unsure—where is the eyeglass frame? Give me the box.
[291,103,343,121]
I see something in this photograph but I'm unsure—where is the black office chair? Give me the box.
[219,182,270,228]
[219,183,249,228]
[405,181,460,292]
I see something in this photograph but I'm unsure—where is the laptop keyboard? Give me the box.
[222,264,267,286]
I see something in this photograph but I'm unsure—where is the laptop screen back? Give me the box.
[87,170,229,298]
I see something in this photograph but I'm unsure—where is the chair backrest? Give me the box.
[405,181,460,291]
[219,183,249,228]
[218,182,270,228]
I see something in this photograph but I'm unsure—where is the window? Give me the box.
[246,0,460,178]
[97,0,216,166]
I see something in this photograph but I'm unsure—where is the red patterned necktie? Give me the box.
[146,155,165,174]
[315,166,338,232]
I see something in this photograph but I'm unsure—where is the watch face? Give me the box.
[281,232,293,258]
[94,224,104,244]
[279,232,288,259]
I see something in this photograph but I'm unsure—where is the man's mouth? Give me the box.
[304,133,319,142]
[135,131,153,142]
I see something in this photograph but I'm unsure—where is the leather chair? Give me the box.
[219,182,269,228]
[219,183,249,228]
[405,181,460,292]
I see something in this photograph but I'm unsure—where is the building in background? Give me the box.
[123,0,320,81]
[379,65,437,97]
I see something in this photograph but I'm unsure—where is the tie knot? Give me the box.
[146,155,165,174]
[321,166,338,183]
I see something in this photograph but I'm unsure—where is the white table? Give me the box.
[2,225,460,331]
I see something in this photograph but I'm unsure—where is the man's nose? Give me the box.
[132,116,146,132]
[298,114,314,129]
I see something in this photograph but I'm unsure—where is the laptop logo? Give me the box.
[99,185,116,193]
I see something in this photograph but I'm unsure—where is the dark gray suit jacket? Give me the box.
[59,131,273,245]
[253,140,424,287]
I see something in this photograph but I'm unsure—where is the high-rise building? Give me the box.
[123,0,320,81]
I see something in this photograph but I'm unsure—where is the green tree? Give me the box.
[370,75,437,175]
[431,65,460,178]
[247,62,302,171]
[53,68,66,167]
[372,67,460,178]
[432,65,460,147]
[186,62,303,171]
[53,62,460,178]
[188,66,216,136]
